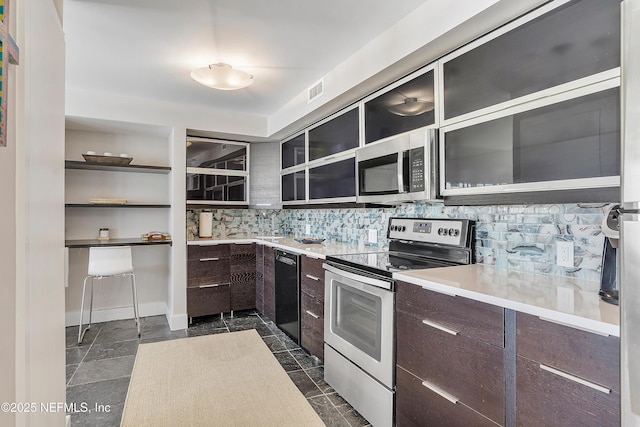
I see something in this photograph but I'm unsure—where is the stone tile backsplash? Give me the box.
[188,203,612,284]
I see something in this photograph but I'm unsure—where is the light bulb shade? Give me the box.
[387,97,434,116]
[190,63,254,90]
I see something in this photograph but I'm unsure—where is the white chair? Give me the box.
[78,246,140,344]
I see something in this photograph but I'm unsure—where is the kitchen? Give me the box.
[3,0,638,426]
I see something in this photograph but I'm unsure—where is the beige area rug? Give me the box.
[121,329,325,427]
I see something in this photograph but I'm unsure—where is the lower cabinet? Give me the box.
[396,366,500,427]
[187,285,231,317]
[263,246,276,320]
[187,243,257,319]
[187,244,231,319]
[395,280,621,427]
[515,312,620,426]
[300,255,325,361]
[395,280,505,426]
[230,243,256,311]
[255,244,264,313]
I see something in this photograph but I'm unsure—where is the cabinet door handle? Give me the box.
[422,319,458,336]
[539,364,611,394]
[199,257,220,262]
[305,274,320,281]
[305,310,320,319]
[421,380,459,404]
[199,284,221,288]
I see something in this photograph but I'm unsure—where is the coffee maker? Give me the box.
[600,204,620,305]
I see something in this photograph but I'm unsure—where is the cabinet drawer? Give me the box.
[300,256,325,300]
[396,280,504,347]
[396,310,505,425]
[516,355,620,427]
[396,366,500,427]
[516,312,619,392]
[187,259,230,286]
[188,244,230,261]
[301,292,324,361]
[187,284,230,317]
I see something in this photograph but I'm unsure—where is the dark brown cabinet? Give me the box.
[262,246,276,320]
[230,243,256,311]
[187,244,231,318]
[255,244,264,313]
[395,281,505,426]
[300,255,325,361]
[515,312,620,426]
[187,243,257,319]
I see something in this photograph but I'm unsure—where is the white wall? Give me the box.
[267,0,548,139]
[1,0,67,426]
[64,128,174,326]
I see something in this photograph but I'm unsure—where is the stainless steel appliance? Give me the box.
[355,128,438,204]
[275,249,300,344]
[621,1,640,424]
[323,217,475,427]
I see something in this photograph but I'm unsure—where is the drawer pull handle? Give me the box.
[199,257,220,262]
[199,284,221,288]
[421,380,458,404]
[305,274,320,281]
[422,319,458,336]
[305,310,320,319]
[539,364,611,394]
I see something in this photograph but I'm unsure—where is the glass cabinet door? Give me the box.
[442,87,620,191]
[308,108,359,161]
[365,69,435,144]
[281,133,306,169]
[308,158,356,200]
[282,170,306,202]
[442,0,620,120]
[186,140,247,170]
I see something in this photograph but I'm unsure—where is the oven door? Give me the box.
[323,263,395,389]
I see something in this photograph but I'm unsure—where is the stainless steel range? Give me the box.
[323,217,475,427]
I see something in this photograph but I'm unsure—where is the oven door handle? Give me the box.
[323,263,393,290]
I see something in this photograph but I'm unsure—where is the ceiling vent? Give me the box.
[307,78,324,103]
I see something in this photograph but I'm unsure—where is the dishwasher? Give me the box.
[275,249,301,344]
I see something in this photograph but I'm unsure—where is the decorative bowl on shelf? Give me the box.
[294,237,326,244]
[82,154,133,165]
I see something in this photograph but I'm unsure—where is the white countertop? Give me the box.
[188,236,383,259]
[189,237,619,337]
[394,264,620,337]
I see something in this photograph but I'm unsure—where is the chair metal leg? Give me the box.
[130,273,141,338]
[78,276,92,344]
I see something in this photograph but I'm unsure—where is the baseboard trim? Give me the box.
[65,302,166,327]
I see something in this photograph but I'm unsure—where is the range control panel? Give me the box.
[387,217,469,247]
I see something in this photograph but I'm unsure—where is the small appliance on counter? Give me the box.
[600,203,620,305]
[199,211,213,238]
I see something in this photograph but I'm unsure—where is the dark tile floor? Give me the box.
[65,310,371,427]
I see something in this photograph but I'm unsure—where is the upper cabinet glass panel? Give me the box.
[186,140,247,171]
[365,70,435,144]
[308,108,359,161]
[281,133,305,169]
[442,87,620,191]
[442,0,620,120]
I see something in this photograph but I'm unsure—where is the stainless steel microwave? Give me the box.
[356,128,438,204]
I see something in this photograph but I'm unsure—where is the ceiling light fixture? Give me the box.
[190,63,254,90]
[387,97,434,116]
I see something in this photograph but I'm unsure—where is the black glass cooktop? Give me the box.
[326,251,456,278]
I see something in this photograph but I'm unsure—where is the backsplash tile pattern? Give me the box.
[188,203,612,285]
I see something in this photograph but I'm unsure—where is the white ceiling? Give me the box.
[64,0,430,118]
